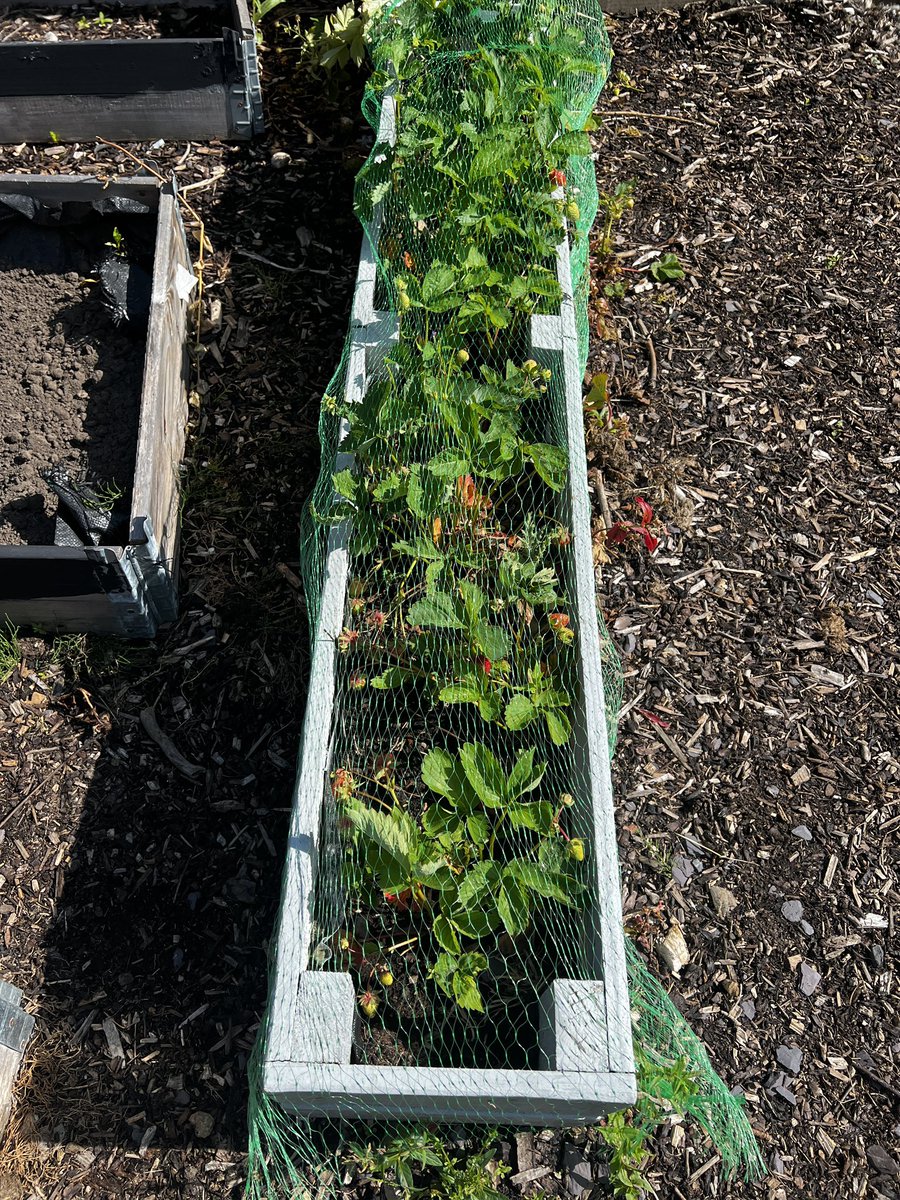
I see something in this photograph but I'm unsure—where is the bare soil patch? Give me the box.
[0,216,148,543]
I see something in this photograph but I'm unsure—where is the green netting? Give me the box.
[246,0,763,1193]
[296,0,616,1073]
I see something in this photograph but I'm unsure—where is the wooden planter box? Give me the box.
[0,174,192,637]
[262,97,636,1125]
[0,0,263,143]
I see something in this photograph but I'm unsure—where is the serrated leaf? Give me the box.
[370,179,391,207]
[507,858,583,905]
[505,693,537,731]
[456,860,501,909]
[332,469,357,500]
[369,667,416,690]
[452,970,485,1012]
[427,449,471,478]
[473,621,509,661]
[506,800,556,835]
[422,748,457,797]
[553,130,591,157]
[545,708,572,745]
[459,742,504,807]
[526,442,568,491]
[407,591,464,629]
[507,746,545,798]
[432,914,461,954]
[497,870,530,936]
[421,263,457,304]
[439,683,482,706]
[466,812,490,845]
[393,536,443,562]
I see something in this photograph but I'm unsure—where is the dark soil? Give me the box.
[0,4,231,42]
[0,217,147,544]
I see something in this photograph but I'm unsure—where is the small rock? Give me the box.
[43,30,59,41]
[709,883,738,919]
[872,945,885,969]
[791,825,812,841]
[657,922,690,975]
[776,1045,803,1075]
[271,151,292,169]
[741,999,756,1021]
[189,1111,215,1139]
[799,920,814,937]
[773,1081,797,1106]
[563,1145,593,1196]
[782,899,804,923]
[672,854,694,888]
[799,962,821,996]
[867,1146,899,1177]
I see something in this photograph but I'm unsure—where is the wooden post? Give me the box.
[0,982,34,1139]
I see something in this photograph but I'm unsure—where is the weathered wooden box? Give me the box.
[0,174,192,637]
[262,97,636,1124]
[0,0,262,143]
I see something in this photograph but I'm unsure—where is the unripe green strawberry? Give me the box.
[568,838,585,862]
[566,201,580,221]
[359,991,379,1018]
[398,291,411,311]
[456,349,470,364]
[379,969,394,988]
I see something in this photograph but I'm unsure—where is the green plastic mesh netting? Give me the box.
[245,0,764,1193]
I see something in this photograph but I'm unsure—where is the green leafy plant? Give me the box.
[348,1129,507,1200]
[349,1127,444,1192]
[105,227,126,259]
[339,741,585,1010]
[280,2,371,70]
[317,0,609,1027]
[649,252,684,282]
[0,621,19,684]
[596,180,635,256]
[598,1050,701,1199]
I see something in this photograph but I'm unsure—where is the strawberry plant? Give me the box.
[304,0,613,1043]
[337,740,585,1010]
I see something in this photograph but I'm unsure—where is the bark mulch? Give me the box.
[0,2,896,1199]
[588,2,899,1197]
[0,22,368,1200]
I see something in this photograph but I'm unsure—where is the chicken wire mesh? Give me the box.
[245,0,763,1192]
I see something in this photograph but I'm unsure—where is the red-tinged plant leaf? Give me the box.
[457,474,478,508]
[635,496,654,525]
[606,522,629,546]
[641,529,659,553]
[637,707,671,730]
[549,168,566,187]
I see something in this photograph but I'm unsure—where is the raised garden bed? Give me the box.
[0,0,263,143]
[0,173,193,637]
[262,71,635,1122]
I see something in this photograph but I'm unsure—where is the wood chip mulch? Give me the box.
[0,2,897,1199]
[588,2,899,1197]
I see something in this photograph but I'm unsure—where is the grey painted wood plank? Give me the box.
[551,205,635,1079]
[264,1062,636,1124]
